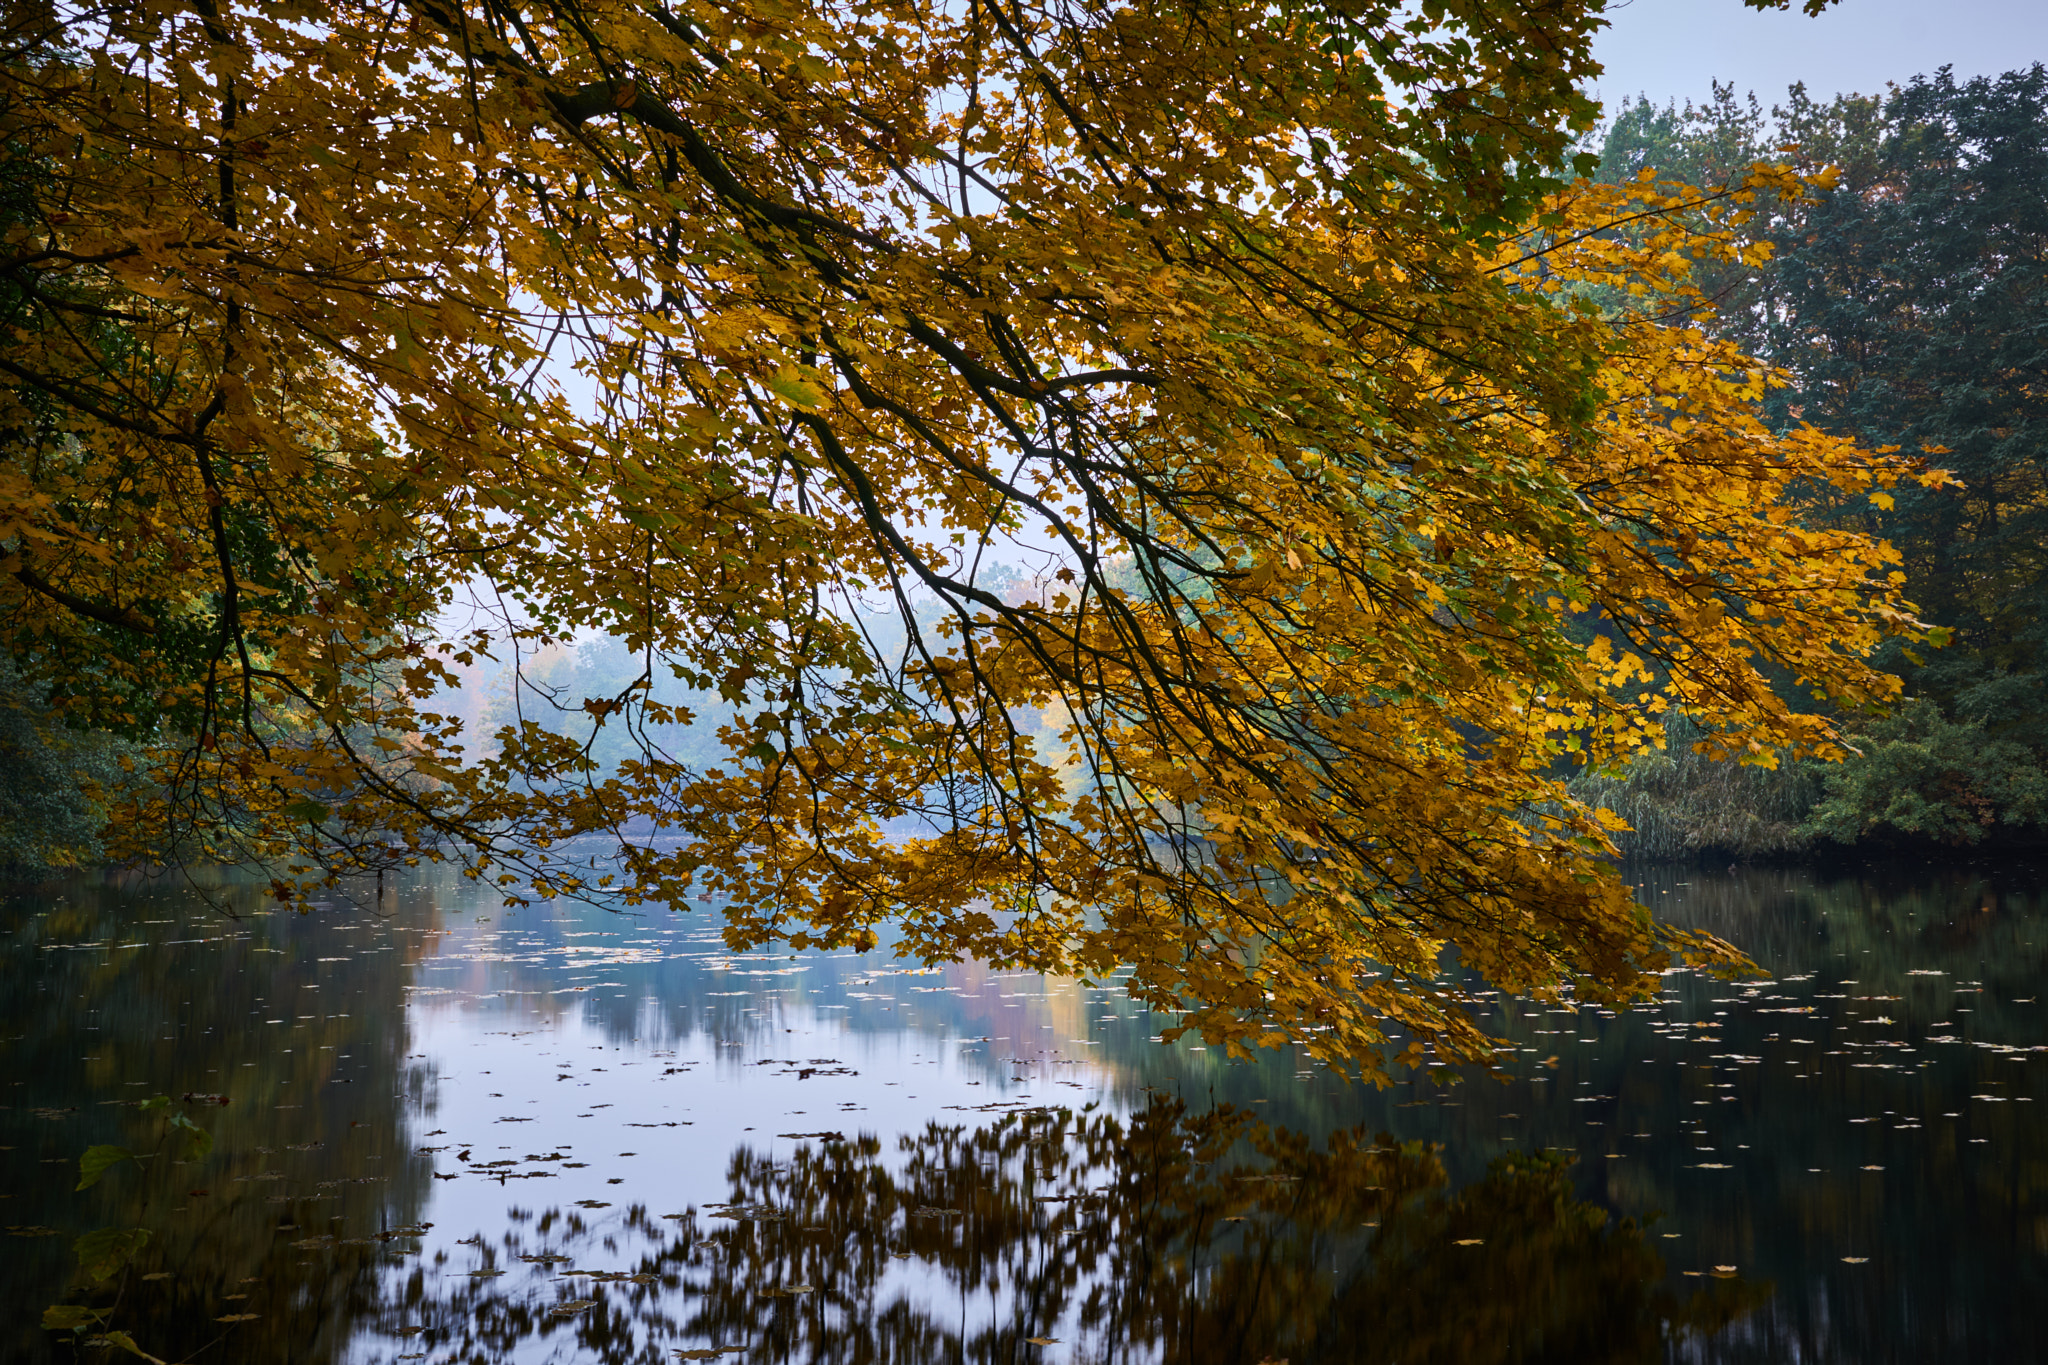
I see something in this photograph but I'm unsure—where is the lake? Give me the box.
[4,862,2043,1363]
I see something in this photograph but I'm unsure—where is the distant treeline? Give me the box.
[1579,65,2048,861]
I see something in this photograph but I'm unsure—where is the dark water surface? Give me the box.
[4,864,2044,1363]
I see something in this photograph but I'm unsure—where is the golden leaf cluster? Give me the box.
[0,0,1941,1077]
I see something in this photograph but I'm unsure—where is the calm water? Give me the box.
[4,863,2045,1363]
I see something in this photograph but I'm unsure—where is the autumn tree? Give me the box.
[0,0,1928,1077]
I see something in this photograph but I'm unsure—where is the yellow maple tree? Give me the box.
[0,0,1934,1077]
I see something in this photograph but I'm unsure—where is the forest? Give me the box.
[1574,66,2048,862]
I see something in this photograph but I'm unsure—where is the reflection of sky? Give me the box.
[389,900,1156,1259]
[367,893,1194,1362]
[368,867,2048,1362]
[10,865,2048,1362]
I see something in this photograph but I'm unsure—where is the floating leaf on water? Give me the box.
[214,1314,261,1324]
[1452,1239,1483,1247]
[1860,1165,1885,1171]
[674,1349,745,1360]
[1025,1338,1060,1346]
[1842,1256,1869,1264]
[372,1224,432,1241]
[468,1269,505,1278]
[547,1299,598,1318]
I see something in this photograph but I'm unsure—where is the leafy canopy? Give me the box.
[1589,65,2048,853]
[0,0,1935,1077]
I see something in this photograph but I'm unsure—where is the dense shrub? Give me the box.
[0,659,126,879]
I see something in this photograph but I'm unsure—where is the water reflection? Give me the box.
[365,1099,1755,1364]
[1,871,430,1364]
[5,863,2046,1363]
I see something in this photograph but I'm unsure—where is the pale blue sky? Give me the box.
[1589,0,2048,110]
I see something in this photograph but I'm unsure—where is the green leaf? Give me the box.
[136,1096,171,1113]
[76,1145,136,1191]
[765,371,824,410]
[283,798,332,824]
[74,1228,151,1283]
[42,1305,104,1331]
[97,1330,167,1364]
[167,1112,212,1162]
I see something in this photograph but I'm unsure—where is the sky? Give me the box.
[1589,0,2048,111]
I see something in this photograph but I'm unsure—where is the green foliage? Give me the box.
[1568,713,1823,862]
[0,657,126,878]
[1760,67,2048,681]
[1584,66,2048,859]
[40,1096,218,1362]
[1802,699,2048,848]
[74,1145,135,1192]
[1597,68,2048,674]
[95,1330,165,1364]
[71,1228,150,1284]
[165,1110,212,1162]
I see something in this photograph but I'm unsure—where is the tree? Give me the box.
[1764,68,2048,698]
[1588,65,2048,855]
[0,0,1927,1078]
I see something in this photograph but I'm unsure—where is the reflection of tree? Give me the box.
[387,1100,1756,1364]
[1,871,429,1364]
